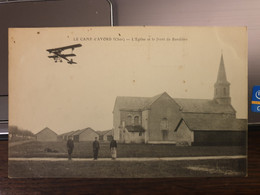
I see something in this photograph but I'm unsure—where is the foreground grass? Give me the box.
[8,158,246,178]
[9,141,246,158]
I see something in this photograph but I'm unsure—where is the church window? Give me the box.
[134,116,139,125]
[126,115,132,125]
[160,118,168,130]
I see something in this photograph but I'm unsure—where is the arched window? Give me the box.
[126,115,132,125]
[160,118,168,130]
[134,116,139,125]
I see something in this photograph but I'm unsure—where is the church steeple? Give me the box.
[214,53,231,104]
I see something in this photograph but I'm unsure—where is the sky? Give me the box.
[9,26,247,134]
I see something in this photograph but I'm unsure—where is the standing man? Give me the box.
[67,137,74,160]
[110,136,117,160]
[92,137,100,160]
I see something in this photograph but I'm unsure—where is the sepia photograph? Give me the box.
[8,26,247,178]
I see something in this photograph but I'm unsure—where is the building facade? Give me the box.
[36,127,57,142]
[72,128,99,142]
[112,54,246,145]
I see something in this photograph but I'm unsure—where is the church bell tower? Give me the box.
[214,53,231,104]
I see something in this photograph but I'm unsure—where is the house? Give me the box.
[59,131,77,141]
[97,130,113,141]
[72,127,99,142]
[113,54,247,145]
[35,127,57,142]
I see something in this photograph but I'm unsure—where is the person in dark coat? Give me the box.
[67,137,74,160]
[92,137,100,160]
[110,136,117,160]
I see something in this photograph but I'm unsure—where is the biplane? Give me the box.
[47,44,82,64]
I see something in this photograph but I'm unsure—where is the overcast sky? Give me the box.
[9,26,247,134]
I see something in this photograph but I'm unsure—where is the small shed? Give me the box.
[59,131,77,141]
[180,117,247,146]
[73,127,99,142]
[36,127,57,142]
[97,130,113,141]
[103,130,113,141]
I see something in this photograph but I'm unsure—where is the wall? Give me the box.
[142,110,150,143]
[79,130,99,142]
[148,93,182,141]
[36,129,57,142]
[193,131,247,146]
[124,129,145,143]
[172,120,194,145]
[113,103,121,141]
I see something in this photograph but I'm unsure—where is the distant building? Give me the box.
[97,130,113,141]
[36,127,57,142]
[59,131,77,141]
[113,54,247,145]
[72,127,99,142]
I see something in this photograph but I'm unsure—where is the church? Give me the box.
[112,54,247,146]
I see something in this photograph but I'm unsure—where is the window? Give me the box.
[126,115,132,125]
[160,118,168,130]
[139,132,142,136]
[134,116,139,125]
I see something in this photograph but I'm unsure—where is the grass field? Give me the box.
[8,158,246,178]
[9,141,246,158]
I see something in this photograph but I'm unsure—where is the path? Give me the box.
[9,155,246,161]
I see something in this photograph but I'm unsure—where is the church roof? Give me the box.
[114,92,166,111]
[114,92,236,114]
[174,98,236,114]
[181,117,247,131]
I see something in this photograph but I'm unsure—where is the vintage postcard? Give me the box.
[8,26,247,178]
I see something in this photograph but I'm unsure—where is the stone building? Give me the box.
[112,54,246,145]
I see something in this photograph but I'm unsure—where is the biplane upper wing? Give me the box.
[46,44,82,53]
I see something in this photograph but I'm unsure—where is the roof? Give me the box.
[114,96,150,111]
[114,92,236,115]
[181,117,247,131]
[125,125,145,132]
[36,127,57,135]
[59,131,75,136]
[96,130,112,136]
[174,98,236,114]
[114,92,174,111]
[72,127,98,136]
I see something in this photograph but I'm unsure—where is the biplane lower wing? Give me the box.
[48,53,76,58]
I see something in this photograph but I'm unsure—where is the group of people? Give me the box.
[66,136,117,160]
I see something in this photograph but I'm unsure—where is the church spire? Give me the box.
[214,53,231,104]
[216,53,229,84]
